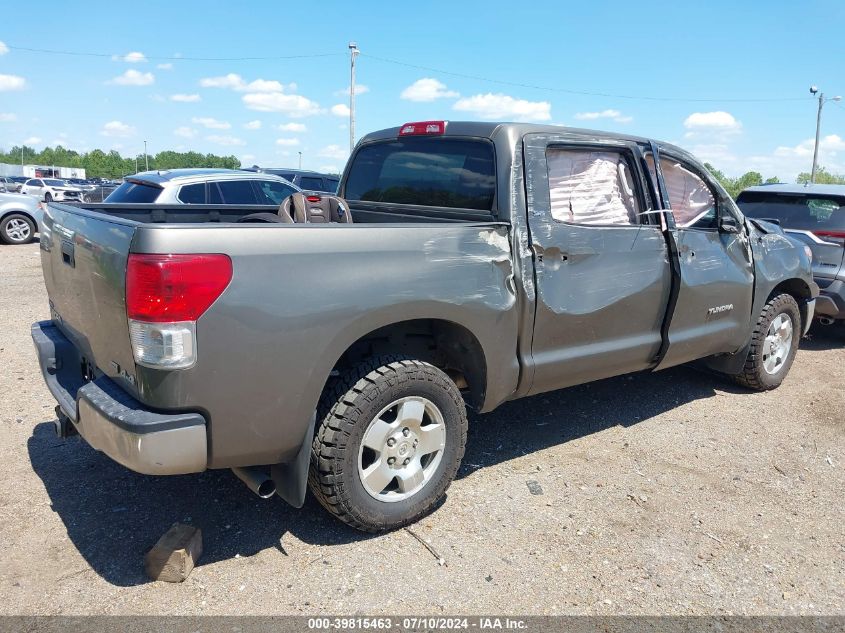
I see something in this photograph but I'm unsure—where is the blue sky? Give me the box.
[1,0,844,179]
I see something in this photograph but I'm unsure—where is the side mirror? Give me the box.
[719,215,740,234]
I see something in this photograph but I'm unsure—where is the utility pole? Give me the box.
[809,86,842,183]
[144,140,149,171]
[348,42,359,154]
[20,146,23,167]
[135,156,139,173]
[298,151,302,169]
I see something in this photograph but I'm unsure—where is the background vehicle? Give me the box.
[245,167,339,193]
[0,192,42,244]
[104,168,300,204]
[66,178,96,192]
[21,178,83,202]
[32,122,816,533]
[738,184,845,328]
[0,176,23,193]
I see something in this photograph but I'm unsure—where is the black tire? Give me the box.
[309,356,467,533]
[0,213,36,245]
[44,192,53,203]
[732,293,801,390]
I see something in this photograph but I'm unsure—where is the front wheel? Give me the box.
[309,357,468,532]
[44,192,53,203]
[732,293,801,390]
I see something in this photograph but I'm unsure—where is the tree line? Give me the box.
[0,145,241,179]
[704,163,845,198]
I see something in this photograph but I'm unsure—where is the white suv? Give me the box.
[21,178,84,203]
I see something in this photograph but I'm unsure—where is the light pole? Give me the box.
[298,151,302,169]
[809,86,842,183]
[348,42,359,154]
[144,140,149,171]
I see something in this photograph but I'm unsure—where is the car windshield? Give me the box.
[737,191,845,233]
[344,137,496,211]
[44,179,65,186]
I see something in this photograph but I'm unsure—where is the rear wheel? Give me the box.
[0,214,35,245]
[309,357,467,532]
[732,293,801,390]
[44,192,53,203]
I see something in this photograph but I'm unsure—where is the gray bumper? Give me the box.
[31,321,207,475]
[815,279,845,319]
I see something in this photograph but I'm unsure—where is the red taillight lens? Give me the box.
[398,120,446,136]
[814,230,845,240]
[126,254,233,322]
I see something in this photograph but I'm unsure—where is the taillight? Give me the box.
[398,120,447,136]
[126,254,232,369]
[813,230,845,241]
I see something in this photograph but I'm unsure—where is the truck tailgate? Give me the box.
[40,203,138,392]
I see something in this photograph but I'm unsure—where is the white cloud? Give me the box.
[0,74,26,91]
[157,62,173,70]
[121,51,147,63]
[278,122,307,132]
[275,138,300,146]
[400,78,459,102]
[109,69,154,86]
[173,126,196,138]
[242,92,322,117]
[683,111,741,130]
[206,135,245,146]
[335,84,369,96]
[574,109,632,123]
[319,144,348,161]
[240,154,256,163]
[23,136,41,145]
[244,120,262,130]
[199,73,293,93]
[170,93,201,103]
[100,121,136,137]
[192,117,231,129]
[453,93,551,121]
[0,41,8,55]
[331,103,350,117]
[688,143,738,165]
[0,113,16,122]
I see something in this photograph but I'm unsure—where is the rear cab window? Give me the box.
[737,191,845,237]
[299,176,325,190]
[105,181,161,203]
[343,137,496,216]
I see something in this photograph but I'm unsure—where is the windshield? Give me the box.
[105,181,161,203]
[344,137,496,211]
[737,191,845,233]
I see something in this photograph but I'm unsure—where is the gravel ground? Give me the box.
[0,242,843,616]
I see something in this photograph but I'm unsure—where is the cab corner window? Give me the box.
[546,148,640,225]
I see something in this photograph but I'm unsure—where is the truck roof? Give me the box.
[740,183,845,197]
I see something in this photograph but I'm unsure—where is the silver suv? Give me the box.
[104,168,300,205]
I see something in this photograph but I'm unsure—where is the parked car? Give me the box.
[32,121,816,532]
[21,178,83,203]
[82,184,119,203]
[0,176,23,193]
[245,167,339,193]
[0,192,42,244]
[104,168,300,205]
[66,178,97,192]
[737,183,845,329]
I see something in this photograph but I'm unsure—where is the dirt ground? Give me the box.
[0,242,842,616]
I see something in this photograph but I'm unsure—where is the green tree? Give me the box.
[796,166,845,185]
[703,163,779,199]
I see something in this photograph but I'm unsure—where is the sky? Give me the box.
[1,0,844,180]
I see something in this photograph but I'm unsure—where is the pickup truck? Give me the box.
[32,121,817,532]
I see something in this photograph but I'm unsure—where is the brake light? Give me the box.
[398,120,446,136]
[126,254,232,369]
[814,230,845,240]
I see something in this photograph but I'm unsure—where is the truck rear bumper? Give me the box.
[31,321,207,475]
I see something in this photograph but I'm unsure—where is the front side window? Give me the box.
[546,148,640,225]
[345,137,496,211]
[254,180,296,204]
[646,155,717,229]
[217,179,259,204]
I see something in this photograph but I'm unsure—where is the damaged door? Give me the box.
[523,134,672,395]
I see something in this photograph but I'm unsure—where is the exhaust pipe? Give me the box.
[54,406,78,438]
[818,316,835,326]
[232,467,276,499]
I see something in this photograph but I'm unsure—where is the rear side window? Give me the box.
[737,192,845,233]
[345,137,496,211]
[105,181,161,203]
[217,180,259,204]
[254,180,296,204]
[25,179,39,186]
[546,148,640,225]
[299,176,324,190]
[177,183,205,204]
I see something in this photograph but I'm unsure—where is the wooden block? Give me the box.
[144,523,203,583]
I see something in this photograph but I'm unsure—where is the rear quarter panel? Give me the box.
[130,222,521,468]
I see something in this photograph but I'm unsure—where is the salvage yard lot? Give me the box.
[0,242,842,615]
